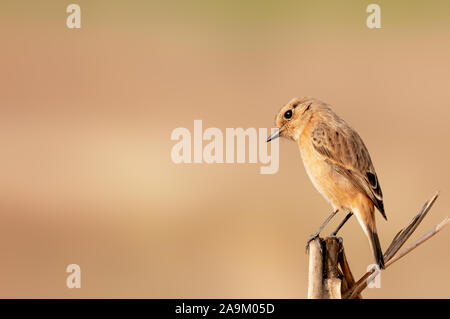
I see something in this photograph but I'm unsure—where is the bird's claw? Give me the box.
[328,231,338,238]
[305,232,320,253]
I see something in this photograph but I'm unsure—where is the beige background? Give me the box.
[0,1,449,298]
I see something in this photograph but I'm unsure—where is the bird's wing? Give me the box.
[311,123,386,220]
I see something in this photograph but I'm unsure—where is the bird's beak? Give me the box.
[267,127,283,142]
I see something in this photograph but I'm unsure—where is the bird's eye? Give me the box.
[284,110,293,119]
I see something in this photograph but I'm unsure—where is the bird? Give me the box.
[267,97,386,269]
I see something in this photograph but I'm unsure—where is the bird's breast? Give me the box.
[298,134,356,210]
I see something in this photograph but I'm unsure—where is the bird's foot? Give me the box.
[328,231,339,238]
[305,232,320,253]
[326,234,343,247]
[326,233,343,246]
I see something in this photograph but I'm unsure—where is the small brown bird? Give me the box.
[267,97,386,269]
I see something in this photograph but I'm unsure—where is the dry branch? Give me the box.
[307,191,449,299]
[338,244,361,299]
[307,236,359,298]
[343,192,447,299]
[307,237,323,299]
[384,192,439,261]
[386,217,449,266]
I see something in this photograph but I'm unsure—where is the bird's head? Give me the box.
[267,97,316,142]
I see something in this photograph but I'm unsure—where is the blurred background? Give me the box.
[0,0,449,298]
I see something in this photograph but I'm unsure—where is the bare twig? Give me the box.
[322,238,342,299]
[338,244,362,299]
[344,215,449,298]
[307,237,346,298]
[307,237,323,299]
[307,191,447,299]
[384,191,439,261]
[386,217,449,267]
[323,278,341,299]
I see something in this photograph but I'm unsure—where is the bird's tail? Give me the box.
[367,227,385,270]
[353,204,385,270]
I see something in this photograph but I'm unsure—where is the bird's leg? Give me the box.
[306,209,339,252]
[330,212,353,237]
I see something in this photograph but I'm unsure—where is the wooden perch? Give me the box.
[307,237,323,299]
[307,191,448,299]
[307,236,361,298]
